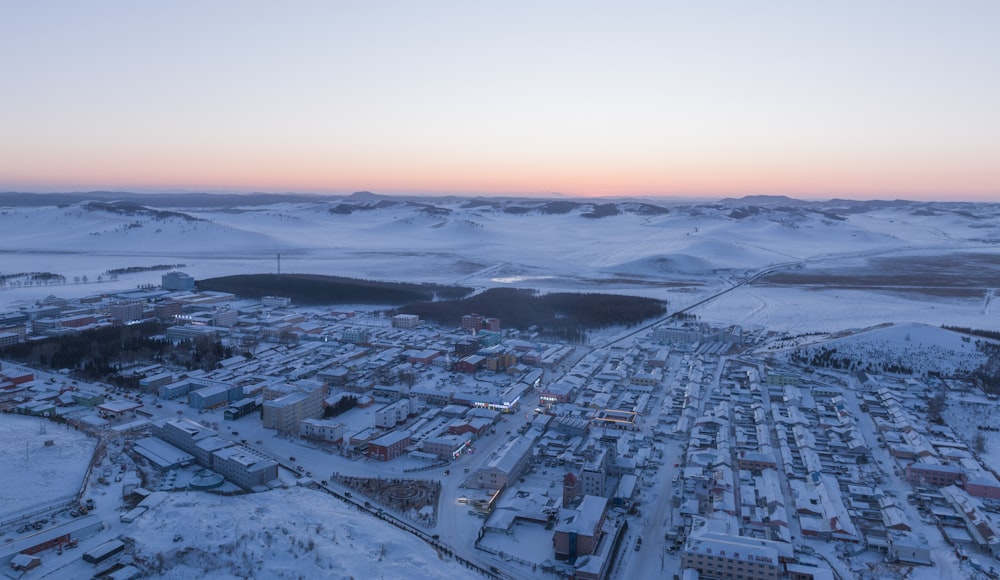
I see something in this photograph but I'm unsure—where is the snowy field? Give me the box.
[3,196,1000,336]
[124,488,469,580]
[0,415,96,523]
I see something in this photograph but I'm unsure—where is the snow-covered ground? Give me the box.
[2,196,1000,335]
[122,488,469,580]
[0,415,95,523]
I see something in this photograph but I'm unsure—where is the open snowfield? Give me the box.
[3,195,1000,335]
[123,487,468,580]
[0,415,96,523]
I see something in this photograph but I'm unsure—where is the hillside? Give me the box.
[2,193,1000,334]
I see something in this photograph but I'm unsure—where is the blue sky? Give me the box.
[2,1,998,199]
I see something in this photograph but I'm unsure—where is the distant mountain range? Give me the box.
[1,191,995,221]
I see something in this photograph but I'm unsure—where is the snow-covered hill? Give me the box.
[2,192,1000,332]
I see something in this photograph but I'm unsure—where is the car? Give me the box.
[289,457,296,462]
[444,470,450,476]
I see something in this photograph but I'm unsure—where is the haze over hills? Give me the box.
[2,192,999,334]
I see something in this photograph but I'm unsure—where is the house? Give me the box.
[889,532,932,565]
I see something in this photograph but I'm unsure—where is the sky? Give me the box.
[1,1,998,200]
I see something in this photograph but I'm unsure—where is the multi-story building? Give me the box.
[152,417,219,465]
[681,526,788,580]
[211,445,278,490]
[391,314,420,329]
[553,495,607,560]
[154,300,183,321]
[341,328,370,344]
[162,271,195,291]
[262,296,292,308]
[905,462,963,487]
[461,313,500,333]
[367,430,411,461]
[110,300,144,323]
[261,380,327,434]
[580,446,610,497]
[224,398,260,421]
[212,308,237,328]
[374,399,415,428]
[188,381,243,410]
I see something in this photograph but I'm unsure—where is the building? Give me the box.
[154,299,183,320]
[905,462,963,487]
[681,524,788,580]
[462,313,500,332]
[150,417,276,489]
[165,325,219,342]
[188,381,243,410]
[152,417,224,467]
[211,445,278,490]
[471,436,534,489]
[159,379,193,400]
[368,430,411,461]
[375,399,416,428]
[139,372,174,393]
[61,314,97,328]
[162,271,195,291]
[224,398,260,421]
[553,495,607,560]
[422,433,472,459]
[0,515,103,568]
[341,327,370,344]
[262,296,292,308]
[212,308,237,328]
[299,418,345,443]
[580,447,610,498]
[540,383,576,405]
[392,314,420,329]
[261,380,327,433]
[591,409,639,431]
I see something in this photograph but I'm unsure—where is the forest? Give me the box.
[197,274,472,305]
[0,321,232,384]
[398,287,666,341]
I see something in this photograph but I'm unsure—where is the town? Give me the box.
[2,271,1000,580]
